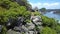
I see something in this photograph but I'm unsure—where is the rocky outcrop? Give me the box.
[31,16,42,25]
[13,16,42,34]
[0,16,42,34]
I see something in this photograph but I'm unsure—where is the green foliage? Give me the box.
[22,32,25,34]
[41,16,60,34]
[41,16,57,27]
[0,0,60,34]
[0,26,7,34]
[40,8,46,12]
[32,11,41,16]
[0,0,31,34]
[54,25,60,34]
[25,19,31,23]
[0,0,31,25]
[40,27,57,34]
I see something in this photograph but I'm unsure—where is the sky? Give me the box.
[28,0,60,9]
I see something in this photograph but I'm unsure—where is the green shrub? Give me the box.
[0,0,31,25]
[31,11,41,16]
[54,25,60,34]
[41,16,58,27]
[40,27,57,34]
[0,26,7,34]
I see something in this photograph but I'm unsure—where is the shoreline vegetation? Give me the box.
[0,0,60,34]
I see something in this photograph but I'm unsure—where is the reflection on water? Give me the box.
[43,11,60,23]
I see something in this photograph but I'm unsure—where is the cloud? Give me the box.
[43,2,59,7]
[29,2,60,9]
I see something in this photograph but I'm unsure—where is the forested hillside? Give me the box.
[0,0,60,34]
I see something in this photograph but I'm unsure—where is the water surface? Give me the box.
[43,11,60,23]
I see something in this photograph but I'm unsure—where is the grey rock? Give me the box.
[7,22,11,26]
[14,25,28,32]
[31,16,42,25]
[7,18,13,26]
[34,22,42,26]
[25,32,29,34]
[13,17,25,32]
[7,16,43,34]
[17,17,24,22]
[14,26,21,31]
[7,17,24,27]
[17,17,24,26]
[28,31,35,34]
[0,25,3,32]
[26,23,35,30]
[7,29,21,34]
[31,16,42,22]
[21,25,28,32]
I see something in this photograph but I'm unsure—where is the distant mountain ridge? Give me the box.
[46,9,60,12]
[39,9,60,12]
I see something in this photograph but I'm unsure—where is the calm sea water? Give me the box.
[43,11,60,23]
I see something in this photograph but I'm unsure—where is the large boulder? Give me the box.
[26,23,35,30]
[13,17,25,32]
[21,25,28,32]
[31,16,42,25]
